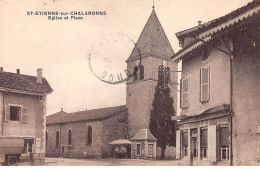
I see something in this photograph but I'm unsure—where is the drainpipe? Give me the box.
[229,54,233,166]
[221,38,234,166]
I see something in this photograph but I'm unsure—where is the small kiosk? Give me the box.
[109,139,132,159]
[130,129,157,160]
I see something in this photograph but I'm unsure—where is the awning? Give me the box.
[109,139,132,145]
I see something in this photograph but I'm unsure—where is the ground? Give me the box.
[17,157,180,166]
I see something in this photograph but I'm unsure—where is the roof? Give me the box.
[126,9,174,62]
[0,71,53,95]
[109,139,132,145]
[47,105,126,125]
[172,0,260,61]
[131,129,157,141]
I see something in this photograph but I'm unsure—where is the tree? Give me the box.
[149,66,176,159]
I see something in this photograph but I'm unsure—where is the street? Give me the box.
[18,157,180,166]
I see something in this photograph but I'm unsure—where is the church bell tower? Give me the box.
[126,7,178,138]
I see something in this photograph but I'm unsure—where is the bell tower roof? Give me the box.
[126,8,174,62]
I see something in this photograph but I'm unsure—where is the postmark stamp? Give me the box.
[88,29,142,84]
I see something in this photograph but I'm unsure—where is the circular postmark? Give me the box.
[88,28,142,84]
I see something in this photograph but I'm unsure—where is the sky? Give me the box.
[0,0,251,115]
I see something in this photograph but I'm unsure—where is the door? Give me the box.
[61,146,65,157]
[191,137,198,165]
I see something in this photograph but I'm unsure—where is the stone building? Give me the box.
[46,6,178,159]
[173,0,260,165]
[46,105,127,158]
[0,68,53,164]
[126,7,178,158]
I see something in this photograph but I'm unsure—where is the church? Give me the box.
[46,6,178,159]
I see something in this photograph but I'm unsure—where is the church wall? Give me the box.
[102,111,128,158]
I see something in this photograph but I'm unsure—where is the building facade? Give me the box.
[173,0,260,165]
[46,105,128,158]
[0,68,53,164]
[46,7,178,160]
[126,7,178,158]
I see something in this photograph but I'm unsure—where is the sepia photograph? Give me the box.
[0,0,259,166]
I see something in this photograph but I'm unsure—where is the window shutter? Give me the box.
[201,67,210,102]
[180,79,182,108]
[176,130,181,159]
[21,107,28,122]
[5,105,10,121]
[182,78,189,108]
[208,125,217,163]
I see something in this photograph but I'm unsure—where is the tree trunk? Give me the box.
[161,147,166,160]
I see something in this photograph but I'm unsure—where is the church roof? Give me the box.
[126,9,174,62]
[47,105,126,125]
[131,129,157,141]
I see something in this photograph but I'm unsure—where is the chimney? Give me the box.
[36,68,42,84]
[61,108,63,112]
[17,69,20,74]
[0,67,3,72]
[198,20,202,26]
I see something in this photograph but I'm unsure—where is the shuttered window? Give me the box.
[200,67,210,102]
[5,105,27,122]
[181,77,189,108]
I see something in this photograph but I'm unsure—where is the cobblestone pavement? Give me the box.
[17,157,180,166]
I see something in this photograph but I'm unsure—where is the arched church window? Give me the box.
[87,126,92,146]
[68,129,72,145]
[158,65,163,80]
[133,67,138,81]
[56,131,60,148]
[139,65,144,80]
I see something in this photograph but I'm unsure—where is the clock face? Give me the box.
[88,29,141,84]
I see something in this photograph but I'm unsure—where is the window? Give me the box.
[165,67,171,84]
[200,128,208,158]
[68,130,72,145]
[221,146,229,160]
[200,67,210,102]
[181,131,188,157]
[56,131,60,148]
[139,65,144,80]
[136,143,141,155]
[5,105,28,122]
[181,77,189,108]
[220,125,229,160]
[133,67,138,81]
[10,106,20,121]
[202,47,210,61]
[87,126,92,146]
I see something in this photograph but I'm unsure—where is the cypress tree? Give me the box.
[149,67,176,159]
